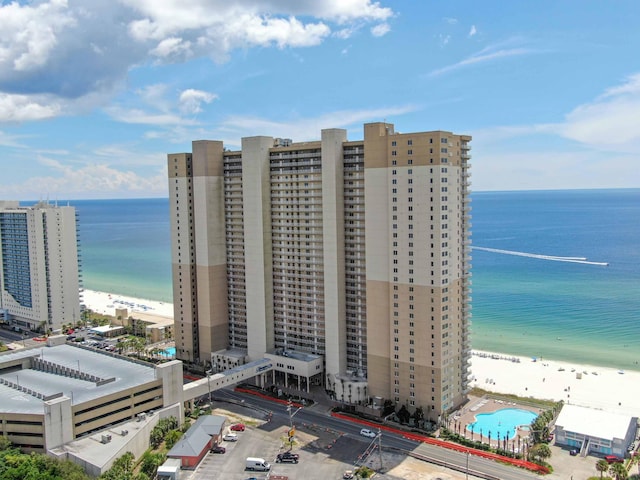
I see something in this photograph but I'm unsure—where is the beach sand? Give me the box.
[470,350,640,416]
[82,289,174,319]
[81,289,640,417]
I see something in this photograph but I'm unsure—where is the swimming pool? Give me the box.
[160,346,176,357]
[466,408,537,440]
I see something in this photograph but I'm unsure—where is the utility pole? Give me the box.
[377,429,383,472]
[466,449,469,480]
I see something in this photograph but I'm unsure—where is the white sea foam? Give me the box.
[473,246,608,266]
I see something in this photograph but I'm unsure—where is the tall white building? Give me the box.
[168,123,472,419]
[0,201,81,333]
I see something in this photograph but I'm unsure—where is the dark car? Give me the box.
[211,445,226,454]
[569,449,578,456]
[276,451,299,463]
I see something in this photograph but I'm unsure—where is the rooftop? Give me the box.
[556,404,637,440]
[0,343,157,414]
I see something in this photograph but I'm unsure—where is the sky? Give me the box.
[0,0,639,200]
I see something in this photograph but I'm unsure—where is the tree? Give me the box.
[397,405,411,424]
[413,407,425,428]
[99,452,135,480]
[140,451,166,478]
[528,443,551,463]
[165,430,183,449]
[596,459,610,478]
[609,461,628,480]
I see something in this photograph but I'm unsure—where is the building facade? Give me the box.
[0,201,81,333]
[168,123,472,418]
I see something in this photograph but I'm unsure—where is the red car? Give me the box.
[230,423,245,432]
[605,455,623,464]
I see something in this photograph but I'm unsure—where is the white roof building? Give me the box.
[554,404,637,458]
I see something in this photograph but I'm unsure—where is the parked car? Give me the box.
[223,433,238,442]
[605,455,623,464]
[343,470,354,479]
[211,445,226,454]
[276,451,299,463]
[569,449,578,456]
[230,423,246,431]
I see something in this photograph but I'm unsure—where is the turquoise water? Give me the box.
[50,189,640,371]
[161,347,176,357]
[467,408,538,440]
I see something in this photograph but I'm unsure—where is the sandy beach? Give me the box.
[82,289,174,319]
[81,289,640,417]
[470,350,640,416]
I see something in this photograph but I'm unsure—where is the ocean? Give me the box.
[66,189,640,371]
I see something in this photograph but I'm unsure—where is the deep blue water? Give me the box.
[53,189,639,371]
[470,189,640,370]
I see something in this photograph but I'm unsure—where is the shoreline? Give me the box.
[470,350,640,416]
[80,289,640,416]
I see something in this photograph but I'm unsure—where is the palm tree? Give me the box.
[596,459,610,479]
[609,461,628,480]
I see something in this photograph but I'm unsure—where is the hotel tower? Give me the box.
[168,123,472,419]
[0,201,81,333]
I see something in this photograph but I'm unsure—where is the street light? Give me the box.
[466,449,470,480]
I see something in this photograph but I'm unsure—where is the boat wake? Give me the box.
[472,246,609,266]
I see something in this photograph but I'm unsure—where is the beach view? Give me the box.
[1,1,639,479]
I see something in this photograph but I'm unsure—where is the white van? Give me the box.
[246,457,271,471]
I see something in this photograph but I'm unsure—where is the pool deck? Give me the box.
[447,395,543,450]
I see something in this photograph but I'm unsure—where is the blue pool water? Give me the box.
[161,347,176,357]
[467,408,537,440]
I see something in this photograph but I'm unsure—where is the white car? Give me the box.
[223,433,238,442]
[359,428,377,438]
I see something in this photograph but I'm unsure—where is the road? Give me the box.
[212,388,541,480]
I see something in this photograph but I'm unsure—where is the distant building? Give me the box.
[168,122,472,419]
[0,201,81,333]
[554,404,638,457]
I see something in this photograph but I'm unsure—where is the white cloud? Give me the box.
[428,42,532,76]
[444,17,458,25]
[219,104,417,144]
[438,34,451,47]
[557,73,640,153]
[469,25,477,37]
[468,73,640,190]
[0,0,76,73]
[0,153,168,200]
[0,0,394,123]
[371,23,390,37]
[179,89,217,114]
[105,106,197,126]
[0,93,62,122]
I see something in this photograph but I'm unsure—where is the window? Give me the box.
[408,139,413,145]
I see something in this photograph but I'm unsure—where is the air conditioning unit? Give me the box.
[101,434,112,444]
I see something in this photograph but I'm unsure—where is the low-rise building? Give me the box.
[554,404,638,457]
[0,336,183,454]
[166,415,226,469]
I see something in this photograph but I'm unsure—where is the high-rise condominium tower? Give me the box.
[0,201,81,333]
[168,123,472,418]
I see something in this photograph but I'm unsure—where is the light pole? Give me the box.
[465,449,470,480]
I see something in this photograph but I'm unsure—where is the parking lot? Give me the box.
[184,413,357,480]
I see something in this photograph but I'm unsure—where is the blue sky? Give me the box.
[1,0,639,200]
